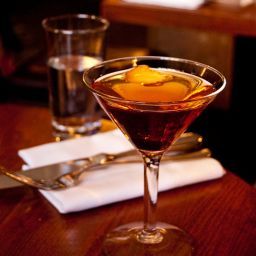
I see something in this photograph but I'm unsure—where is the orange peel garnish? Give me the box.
[125,65,172,84]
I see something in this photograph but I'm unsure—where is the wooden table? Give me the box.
[0,102,256,255]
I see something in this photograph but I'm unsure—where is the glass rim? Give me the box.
[83,56,226,106]
[42,13,109,35]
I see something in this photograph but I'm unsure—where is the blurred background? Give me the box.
[0,0,255,184]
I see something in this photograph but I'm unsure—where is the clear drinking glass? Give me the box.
[42,14,109,139]
[83,56,226,255]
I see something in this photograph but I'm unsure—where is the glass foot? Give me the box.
[102,222,194,256]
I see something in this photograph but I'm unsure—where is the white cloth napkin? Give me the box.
[18,130,225,214]
[123,0,205,10]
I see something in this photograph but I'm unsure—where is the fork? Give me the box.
[0,148,211,191]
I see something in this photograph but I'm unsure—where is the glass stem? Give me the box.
[137,152,163,244]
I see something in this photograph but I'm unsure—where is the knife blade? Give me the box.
[0,162,81,189]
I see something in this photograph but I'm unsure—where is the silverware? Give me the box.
[0,132,205,190]
[57,148,211,188]
[0,148,211,191]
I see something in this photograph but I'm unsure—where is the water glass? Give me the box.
[42,14,109,139]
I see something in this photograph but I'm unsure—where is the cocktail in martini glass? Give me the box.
[83,56,226,255]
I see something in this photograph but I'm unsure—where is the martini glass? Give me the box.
[83,56,226,255]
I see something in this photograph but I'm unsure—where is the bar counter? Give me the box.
[101,0,256,36]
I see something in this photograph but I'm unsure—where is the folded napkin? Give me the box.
[123,0,205,10]
[18,130,225,214]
